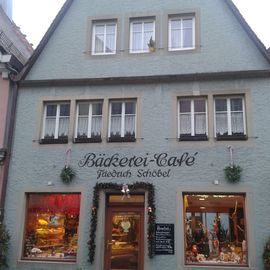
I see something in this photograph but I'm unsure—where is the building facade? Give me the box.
[0,6,33,222]
[3,0,270,269]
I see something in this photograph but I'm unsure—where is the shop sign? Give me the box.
[155,223,175,255]
[78,152,198,179]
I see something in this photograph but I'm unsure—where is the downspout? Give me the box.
[0,66,18,222]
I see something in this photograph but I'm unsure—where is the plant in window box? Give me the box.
[148,37,156,52]
[263,238,270,270]
[124,131,136,141]
[0,223,10,269]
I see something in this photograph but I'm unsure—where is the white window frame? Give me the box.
[178,98,208,138]
[168,16,195,51]
[75,101,102,139]
[92,21,117,55]
[214,96,246,137]
[108,100,137,138]
[42,103,70,140]
[130,19,155,53]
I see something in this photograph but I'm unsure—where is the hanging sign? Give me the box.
[155,223,175,255]
[78,152,198,179]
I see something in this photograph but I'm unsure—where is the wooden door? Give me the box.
[104,207,144,270]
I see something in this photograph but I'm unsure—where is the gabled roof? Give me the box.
[20,0,270,81]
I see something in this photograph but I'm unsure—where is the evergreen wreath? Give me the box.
[0,223,10,269]
[60,165,75,184]
[224,165,242,183]
[88,182,156,264]
[264,238,270,269]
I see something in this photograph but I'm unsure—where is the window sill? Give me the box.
[179,135,208,141]
[39,137,68,144]
[73,137,102,143]
[108,136,136,143]
[216,134,247,141]
[20,258,76,264]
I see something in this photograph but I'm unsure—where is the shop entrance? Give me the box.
[104,195,145,270]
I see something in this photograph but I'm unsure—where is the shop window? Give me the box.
[40,102,70,144]
[178,97,208,141]
[22,193,81,261]
[108,100,136,142]
[92,20,117,55]
[74,101,103,143]
[130,18,155,53]
[214,96,247,140]
[183,193,248,266]
[168,15,195,51]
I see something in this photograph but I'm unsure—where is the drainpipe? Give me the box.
[0,61,18,222]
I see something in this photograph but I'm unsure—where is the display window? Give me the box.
[183,193,248,266]
[22,193,81,261]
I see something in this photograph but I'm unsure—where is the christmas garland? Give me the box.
[88,182,156,264]
[224,165,242,183]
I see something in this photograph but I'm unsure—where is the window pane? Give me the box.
[194,100,206,112]
[58,118,69,137]
[95,34,104,53]
[171,19,181,30]
[110,116,121,136]
[92,103,102,115]
[95,24,104,34]
[77,116,88,137]
[132,22,142,33]
[124,115,135,136]
[171,29,180,49]
[180,114,191,135]
[46,105,57,117]
[105,33,115,53]
[231,112,244,134]
[60,104,70,116]
[195,114,206,135]
[180,100,191,113]
[23,193,81,261]
[215,99,227,112]
[144,21,154,32]
[78,104,89,116]
[183,18,193,29]
[183,28,193,48]
[143,31,153,50]
[106,24,116,34]
[183,193,248,266]
[231,98,243,111]
[216,112,228,135]
[111,103,122,115]
[125,102,135,114]
[44,118,56,138]
[91,116,102,137]
[132,32,142,51]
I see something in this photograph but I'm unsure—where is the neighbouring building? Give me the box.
[3,0,270,269]
[0,5,33,222]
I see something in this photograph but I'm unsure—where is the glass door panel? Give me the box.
[105,207,144,270]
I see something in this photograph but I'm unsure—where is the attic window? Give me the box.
[92,21,117,55]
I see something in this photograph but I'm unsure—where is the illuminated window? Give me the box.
[22,193,81,261]
[183,193,248,266]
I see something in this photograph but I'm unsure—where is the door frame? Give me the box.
[104,200,145,270]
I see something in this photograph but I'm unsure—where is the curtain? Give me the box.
[91,116,102,136]
[231,112,244,134]
[195,114,206,134]
[180,114,191,134]
[44,118,56,137]
[111,116,121,136]
[216,113,228,135]
[124,115,135,135]
[77,117,88,137]
[58,117,69,137]
[183,28,192,47]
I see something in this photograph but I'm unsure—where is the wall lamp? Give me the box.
[0,148,7,163]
